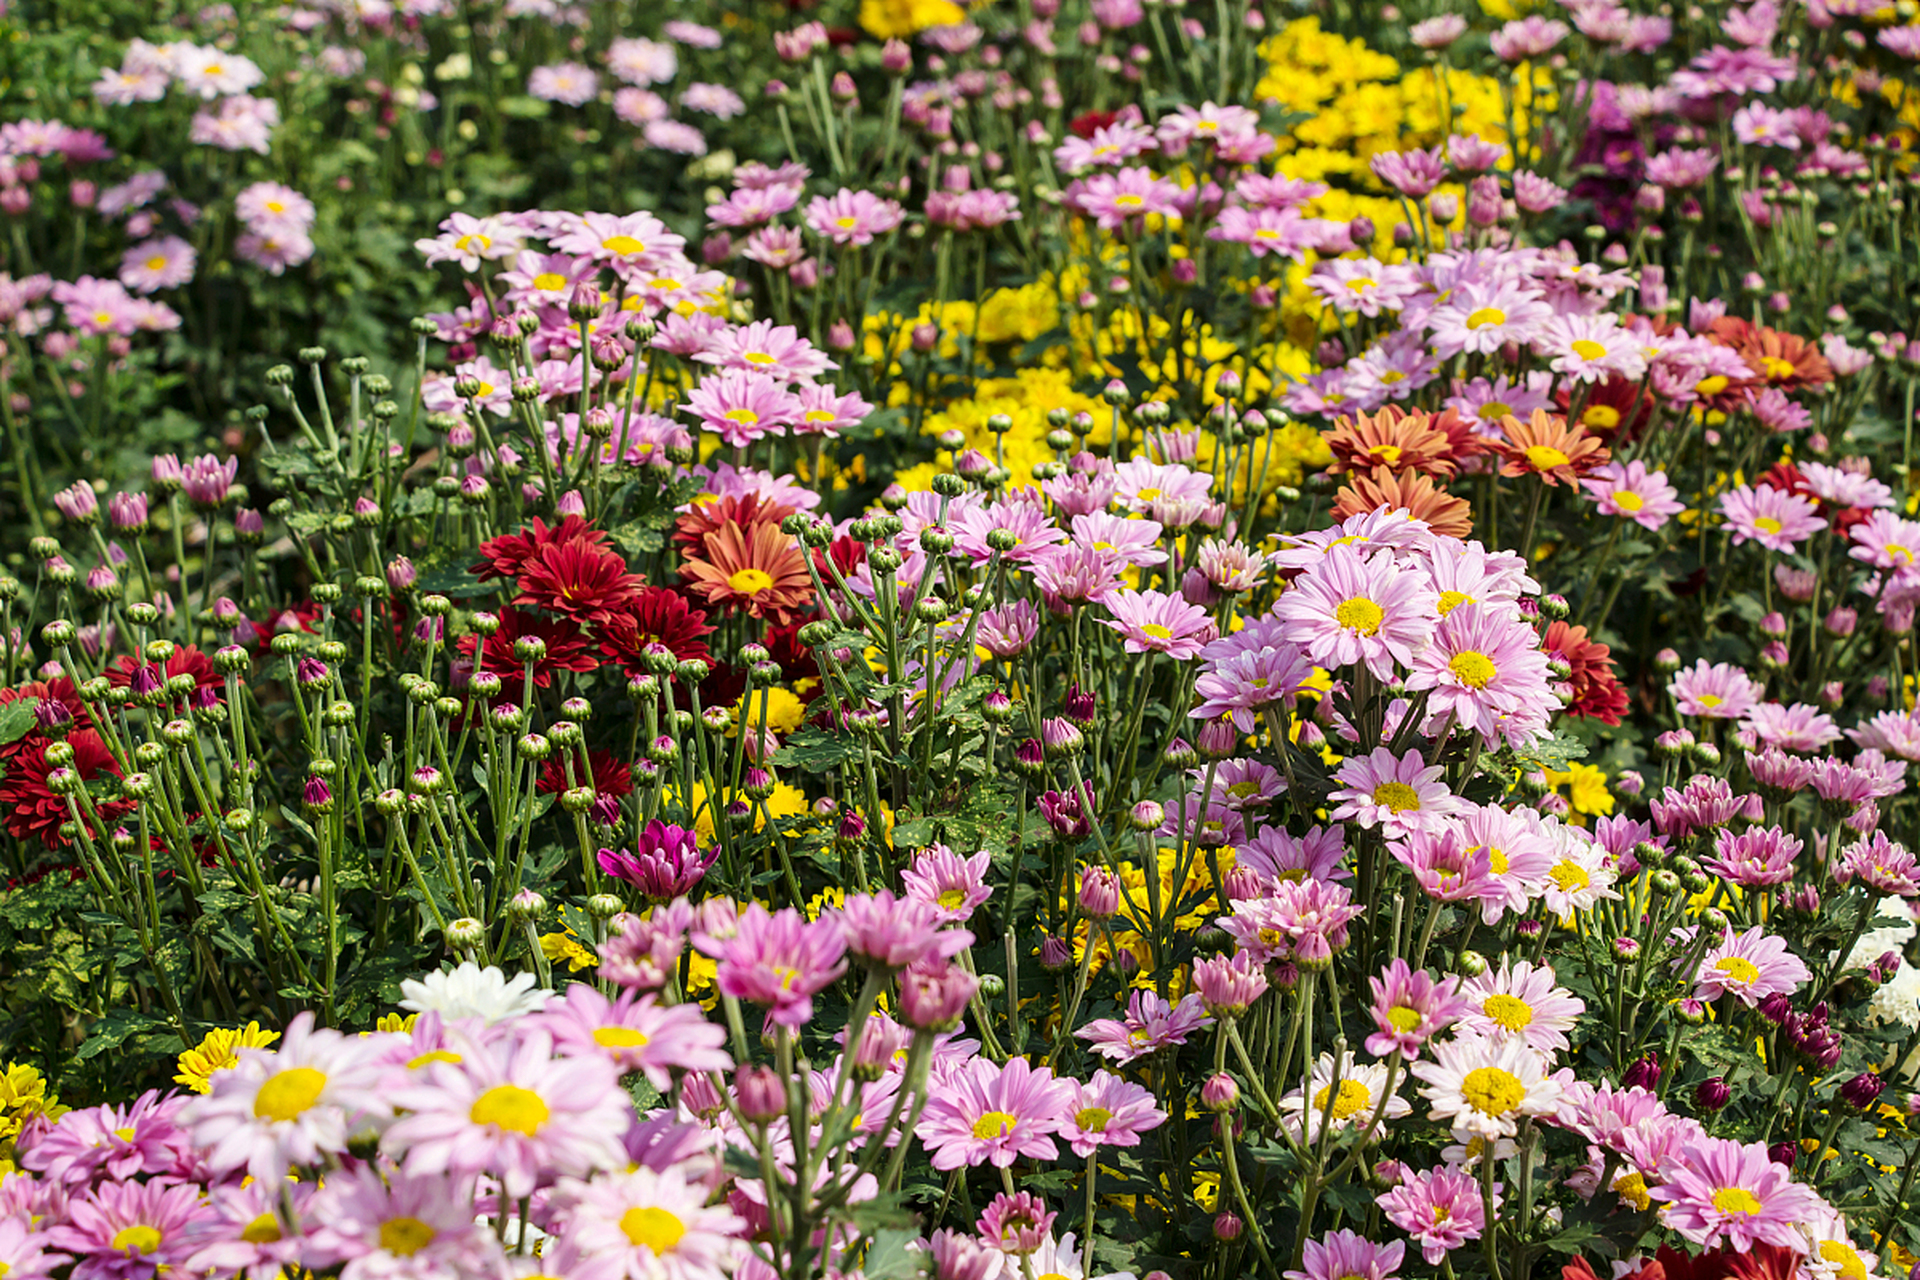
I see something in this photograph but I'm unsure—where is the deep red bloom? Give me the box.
[456,608,597,688]
[537,747,635,798]
[762,620,823,701]
[513,540,644,628]
[1069,110,1118,139]
[0,728,130,848]
[1554,376,1652,442]
[599,588,716,673]
[1757,460,1809,499]
[1544,620,1628,725]
[473,515,609,582]
[815,534,866,587]
[107,646,223,703]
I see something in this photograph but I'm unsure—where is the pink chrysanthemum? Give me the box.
[1378,1166,1496,1264]
[1649,1136,1827,1250]
[1835,830,1920,895]
[1667,659,1763,720]
[1098,588,1215,659]
[1458,959,1585,1055]
[1719,483,1824,552]
[699,903,849,1029]
[1329,747,1463,839]
[1703,825,1803,887]
[901,845,995,924]
[1058,1069,1167,1156]
[916,1055,1076,1170]
[1275,542,1438,680]
[46,1178,213,1280]
[305,1165,506,1277]
[1284,1229,1405,1280]
[1686,926,1812,1006]
[1405,602,1557,747]
[803,188,906,245]
[542,1165,746,1280]
[1365,958,1468,1059]
[1236,823,1347,883]
[537,984,732,1089]
[1580,460,1684,530]
[1076,990,1212,1064]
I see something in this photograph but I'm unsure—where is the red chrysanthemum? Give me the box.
[762,620,824,702]
[681,519,817,626]
[536,747,635,798]
[599,588,716,673]
[815,534,866,588]
[0,728,131,849]
[457,608,598,689]
[1544,620,1628,725]
[1069,109,1119,139]
[107,646,223,705]
[473,515,609,582]
[1554,376,1653,443]
[513,540,644,628]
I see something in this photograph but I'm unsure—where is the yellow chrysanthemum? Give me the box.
[734,686,808,736]
[0,1063,65,1141]
[1544,762,1614,821]
[173,1022,281,1095]
[858,0,965,39]
[375,1012,419,1034]
[541,931,599,973]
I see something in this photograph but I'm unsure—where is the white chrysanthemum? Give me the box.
[399,962,552,1025]
[1832,898,1916,974]
[1539,822,1620,918]
[1409,1032,1565,1140]
[1278,1051,1412,1142]
[1869,965,1920,1034]
[1015,1233,1138,1280]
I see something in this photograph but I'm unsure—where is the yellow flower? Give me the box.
[1544,762,1614,821]
[541,931,599,973]
[0,1062,64,1141]
[858,0,965,39]
[174,1022,281,1095]
[734,686,808,736]
[685,780,810,843]
[375,1012,418,1034]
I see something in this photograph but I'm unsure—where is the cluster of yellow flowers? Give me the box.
[0,1062,64,1158]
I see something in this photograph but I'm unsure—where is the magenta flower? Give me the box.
[1098,588,1215,659]
[537,983,731,1089]
[1329,747,1463,839]
[977,1191,1056,1255]
[1649,1136,1827,1250]
[1720,483,1823,552]
[1192,949,1270,1016]
[178,453,237,508]
[699,903,848,1030]
[46,1178,212,1280]
[901,845,993,924]
[1459,958,1585,1055]
[1686,927,1811,1007]
[1835,830,1920,895]
[1207,205,1319,259]
[528,62,599,106]
[681,368,804,446]
[1405,603,1557,747]
[1740,701,1840,752]
[18,1089,187,1186]
[1076,990,1212,1064]
[1392,825,1498,904]
[1285,1230,1405,1280]
[836,888,975,970]
[1379,1166,1495,1263]
[1667,659,1762,720]
[1066,166,1182,230]
[1368,146,1447,197]
[1580,461,1684,530]
[803,188,905,245]
[118,236,196,294]
[695,318,837,382]
[1236,823,1347,883]
[598,821,715,902]
[916,1055,1075,1170]
[305,1165,507,1276]
[542,1165,745,1280]
[1365,959,1467,1059]
[1704,825,1803,887]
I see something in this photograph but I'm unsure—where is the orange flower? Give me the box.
[1332,468,1474,539]
[1707,317,1832,390]
[1494,409,1608,487]
[682,518,816,625]
[1323,406,1474,479]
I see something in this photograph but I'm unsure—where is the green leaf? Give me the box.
[862,1228,925,1280]
[76,1008,171,1060]
[0,699,36,747]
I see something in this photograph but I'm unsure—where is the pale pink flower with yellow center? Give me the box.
[1328,747,1463,839]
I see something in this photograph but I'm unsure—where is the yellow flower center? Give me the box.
[835,216,859,229]
[1753,516,1783,536]
[1818,1241,1867,1280]
[1436,590,1473,617]
[1387,1006,1423,1034]
[1449,650,1497,689]
[1113,194,1144,207]
[621,1206,687,1253]
[111,1226,162,1255]
[1695,375,1730,396]
[1141,623,1173,641]
[1335,596,1385,636]
[532,272,568,291]
[1254,228,1282,240]
[1460,1066,1527,1116]
[1075,1105,1113,1132]
[1367,444,1403,465]
[408,1050,463,1069]
[593,1027,652,1049]
[381,1217,438,1257]
[1713,956,1761,986]
[1525,445,1572,471]
[1711,1187,1764,1216]
[146,256,167,271]
[1613,491,1645,513]
[728,568,775,595]
[469,1084,550,1136]
[1761,356,1796,381]
[1612,1171,1651,1212]
[1583,405,1621,429]
[254,1067,327,1122]
[1372,781,1421,812]
[1466,307,1507,330]
[1550,860,1590,893]
[242,1213,283,1244]
[937,888,967,910]
[805,409,836,424]
[265,200,286,213]
[1570,339,1608,361]
[1481,993,1534,1032]
[972,1109,1018,1140]
[1347,278,1377,293]
[114,1126,137,1141]
[743,351,777,365]
[1480,401,1512,420]
[723,407,760,426]
[602,235,647,256]
[1696,693,1723,709]
[1487,847,1510,875]
[1311,1078,1373,1121]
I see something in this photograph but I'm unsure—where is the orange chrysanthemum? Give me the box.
[1324,406,1474,479]
[1332,468,1474,539]
[682,519,817,625]
[1494,409,1609,487]
[1707,317,1832,390]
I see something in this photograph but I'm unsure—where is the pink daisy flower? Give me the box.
[537,985,732,1089]
[1274,542,1438,680]
[1580,461,1684,530]
[1236,824,1346,883]
[1650,1136,1827,1250]
[1379,1166,1495,1264]
[1071,511,1167,567]
[529,62,600,106]
[1453,802,1558,924]
[117,236,196,294]
[1098,588,1215,659]
[694,319,838,382]
[235,181,316,235]
[551,211,685,272]
[700,903,848,1030]
[1285,1230,1405,1280]
[1704,825,1803,887]
[1207,205,1318,259]
[915,1056,1075,1170]
[1058,1070,1167,1156]
[45,1179,212,1279]
[1667,659,1763,720]
[1366,958,1468,1059]
[1426,279,1554,358]
[901,845,994,924]
[1719,483,1824,552]
[794,384,871,437]
[1740,701,1840,752]
[1405,602,1557,747]
[18,1089,186,1186]
[1392,825,1499,905]
[1458,959,1585,1056]
[1076,990,1212,1064]
[803,188,905,245]
[1835,830,1920,895]
[1686,927,1811,1006]
[1409,1032,1564,1139]
[542,1165,745,1280]
[1328,747,1463,839]
[680,369,804,447]
[1191,645,1317,733]
[305,1165,506,1277]
[1067,166,1183,229]
[382,1028,631,1198]
[1847,509,1920,570]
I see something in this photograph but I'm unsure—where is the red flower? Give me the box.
[1544,620,1628,725]
[599,588,716,674]
[1554,376,1653,442]
[457,609,597,689]
[1069,109,1118,139]
[0,728,131,849]
[107,646,223,705]
[537,747,635,798]
[473,515,609,582]
[513,540,644,628]
[0,678,90,751]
